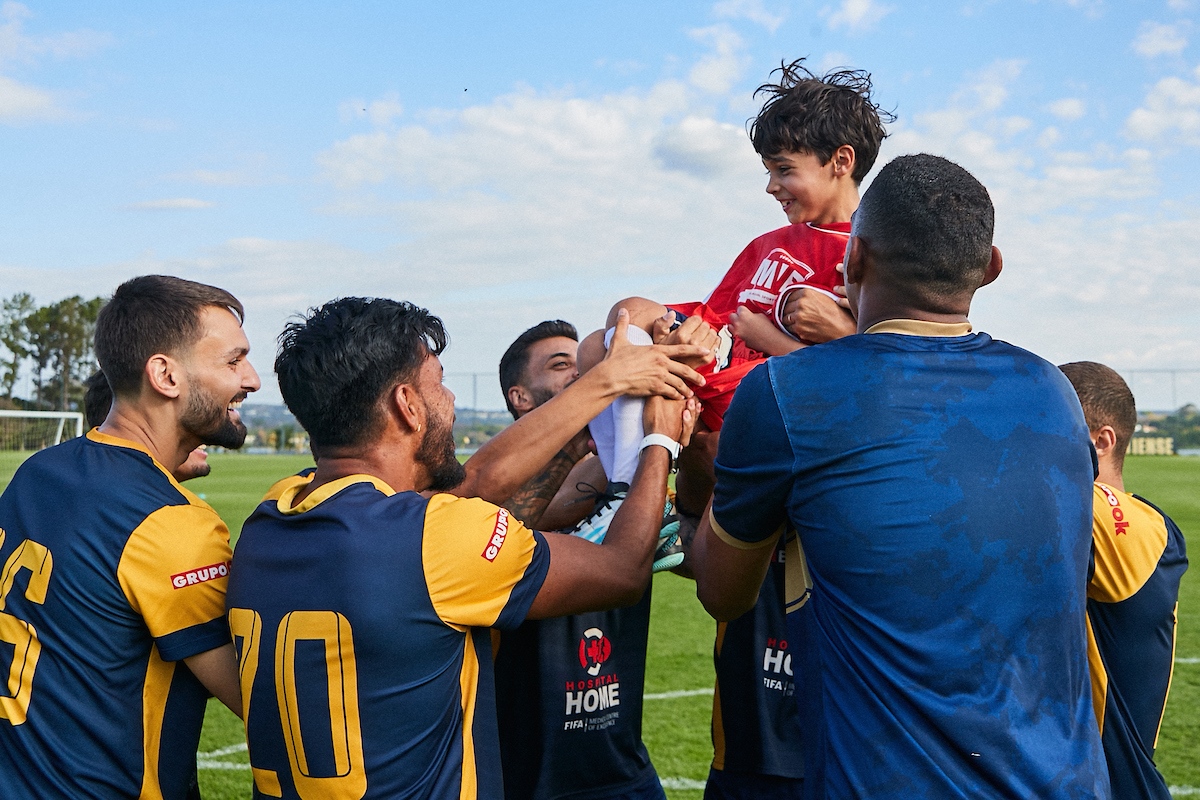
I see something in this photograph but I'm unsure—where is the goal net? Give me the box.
[0,410,85,451]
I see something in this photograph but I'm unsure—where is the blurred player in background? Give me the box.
[1060,361,1188,800]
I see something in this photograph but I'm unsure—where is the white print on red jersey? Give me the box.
[481,508,510,561]
[737,248,817,310]
[170,562,229,589]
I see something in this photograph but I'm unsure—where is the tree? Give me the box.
[0,293,35,400]
[43,296,104,411]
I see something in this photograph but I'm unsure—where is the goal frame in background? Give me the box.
[0,410,85,450]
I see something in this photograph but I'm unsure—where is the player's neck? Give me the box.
[1096,460,1125,492]
[297,446,424,504]
[99,404,197,474]
[805,188,858,227]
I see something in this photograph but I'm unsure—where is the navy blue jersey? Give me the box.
[0,430,233,799]
[495,585,660,800]
[227,476,550,799]
[711,321,1109,800]
[710,538,804,781]
[1087,484,1188,800]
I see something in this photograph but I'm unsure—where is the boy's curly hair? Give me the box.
[750,58,895,184]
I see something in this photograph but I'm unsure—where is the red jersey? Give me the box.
[668,222,851,430]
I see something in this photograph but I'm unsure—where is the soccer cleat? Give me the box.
[653,519,685,573]
[569,482,629,544]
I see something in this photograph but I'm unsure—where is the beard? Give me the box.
[415,404,465,492]
[181,381,248,450]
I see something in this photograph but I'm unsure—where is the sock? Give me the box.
[588,325,652,484]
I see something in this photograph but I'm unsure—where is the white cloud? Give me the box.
[0,2,110,123]
[823,0,893,33]
[1047,97,1086,121]
[687,25,748,94]
[712,0,785,32]
[0,2,111,66]
[1125,65,1200,145]
[124,198,216,211]
[871,62,1200,387]
[1168,0,1193,10]
[338,92,404,127]
[1132,21,1189,58]
[0,73,57,121]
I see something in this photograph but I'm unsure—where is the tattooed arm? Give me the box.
[502,435,591,528]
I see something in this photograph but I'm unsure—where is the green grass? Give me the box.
[1,451,1197,797]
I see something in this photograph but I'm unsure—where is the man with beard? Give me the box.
[0,275,257,799]
[227,297,699,800]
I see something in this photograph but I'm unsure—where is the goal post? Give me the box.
[0,410,85,451]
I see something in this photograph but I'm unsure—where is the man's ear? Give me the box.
[1093,425,1119,459]
[391,383,423,434]
[831,144,856,178]
[507,385,534,416]
[843,236,866,287]
[980,246,1003,288]
[144,354,182,400]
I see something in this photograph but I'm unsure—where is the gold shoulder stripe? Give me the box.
[276,475,394,515]
[709,508,782,551]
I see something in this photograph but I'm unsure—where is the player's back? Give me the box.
[1089,485,1188,799]
[0,431,227,799]
[749,329,1107,798]
[228,477,549,800]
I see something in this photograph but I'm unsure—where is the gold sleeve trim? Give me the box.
[708,508,783,551]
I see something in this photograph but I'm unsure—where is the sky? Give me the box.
[2,0,1199,409]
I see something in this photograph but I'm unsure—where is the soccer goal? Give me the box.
[0,410,85,451]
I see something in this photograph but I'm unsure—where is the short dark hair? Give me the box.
[750,58,894,184]
[498,320,578,419]
[276,297,448,450]
[855,154,994,311]
[1059,361,1137,468]
[83,370,112,429]
[95,275,245,396]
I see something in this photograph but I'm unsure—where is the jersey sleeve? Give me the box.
[710,363,792,548]
[1089,483,1168,604]
[116,504,233,661]
[422,494,550,630]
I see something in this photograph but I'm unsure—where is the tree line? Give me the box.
[0,293,104,412]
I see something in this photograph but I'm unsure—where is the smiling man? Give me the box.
[0,275,258,799]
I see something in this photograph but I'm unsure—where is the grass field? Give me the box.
[0,450,1197,797]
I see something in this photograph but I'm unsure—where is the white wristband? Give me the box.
[640,433,681,470]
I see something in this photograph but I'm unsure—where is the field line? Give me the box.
[197,761,250,771]
[1176,657,1200,664]
[645,688,714,700]
[1171,787,1200,796]
[660,777,707,790]
[200,742,248,758]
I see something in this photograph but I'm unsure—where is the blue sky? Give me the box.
[3,0,1199,407]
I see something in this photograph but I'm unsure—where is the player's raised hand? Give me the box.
[603,309,708,399]
[780,286,856,344]
[644,395,700,448]
[650,312,719,369]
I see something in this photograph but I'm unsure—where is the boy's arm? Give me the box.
[454,311,709,504]
[778,285,856,344]
[728,306,804,356]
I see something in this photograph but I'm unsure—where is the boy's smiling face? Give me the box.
[763,149,845,226]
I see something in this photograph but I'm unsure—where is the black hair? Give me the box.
[1059,361,1137,469]
[95,275,245,396]
[498,320,578,419]
[275,297,448,450]
[854,154,994,310]
[750,58,894,183]
[83,370,112,429]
